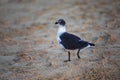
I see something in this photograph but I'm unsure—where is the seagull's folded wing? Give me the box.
[60,32,81,49]
[78,40,89,49]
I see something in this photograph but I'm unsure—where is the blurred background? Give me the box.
[0,0,120,80]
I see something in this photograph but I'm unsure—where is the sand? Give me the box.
[0,0,120,80]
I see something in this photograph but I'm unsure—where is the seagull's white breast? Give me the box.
[56,25,66,48]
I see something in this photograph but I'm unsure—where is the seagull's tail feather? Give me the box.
[89,43,95,46]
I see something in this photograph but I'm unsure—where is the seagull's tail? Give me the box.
[89,43,95,46]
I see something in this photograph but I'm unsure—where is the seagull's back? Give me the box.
[60,32,89,50]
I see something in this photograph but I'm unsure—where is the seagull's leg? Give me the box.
[68,51,71,61]
[77,49,80,59]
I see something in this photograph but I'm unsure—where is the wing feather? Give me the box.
[60,32,81,49]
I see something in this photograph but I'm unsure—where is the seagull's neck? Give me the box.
[57,25,66,35]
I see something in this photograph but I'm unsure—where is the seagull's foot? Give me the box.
[76,57,81,61]
[64,60,71,62]
[78,57,80,59]
[77,55,80,59]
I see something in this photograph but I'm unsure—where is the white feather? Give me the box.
[56,24,66,48]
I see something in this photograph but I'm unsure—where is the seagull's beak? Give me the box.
[55,22,58,24]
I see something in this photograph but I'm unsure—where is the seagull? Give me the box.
[55,19,95,61]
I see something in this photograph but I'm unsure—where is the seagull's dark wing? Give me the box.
[78,40,89,49]
[60,32,81,49]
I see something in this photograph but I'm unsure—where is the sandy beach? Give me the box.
[0,0,120,80]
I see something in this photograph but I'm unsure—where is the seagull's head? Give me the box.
[55,19,66,26]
